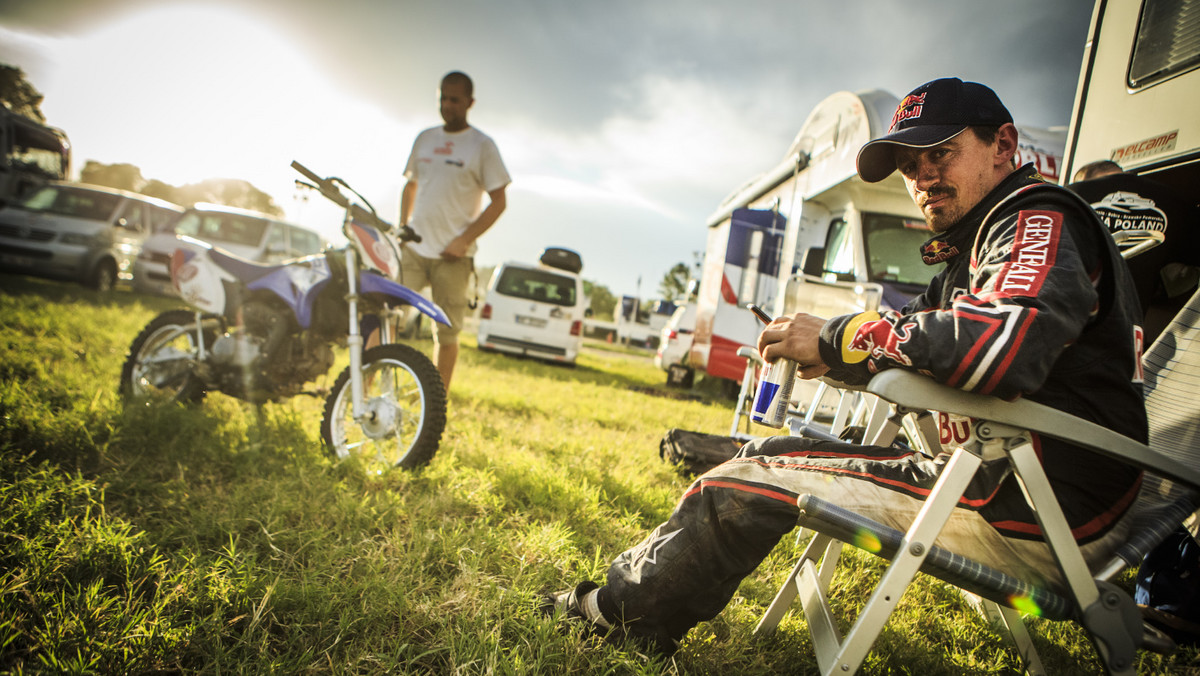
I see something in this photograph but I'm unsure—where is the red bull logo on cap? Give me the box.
[890,93,926,132]
[921,238,960,264]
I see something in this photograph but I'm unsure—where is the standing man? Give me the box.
[399,71,511,390]
[540,78,1147,655]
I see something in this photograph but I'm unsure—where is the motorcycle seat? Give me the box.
[209,246,289,283]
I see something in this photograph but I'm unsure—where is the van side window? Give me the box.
[824,218,855,278]
[266,223,288,257]
[119,201,145,233]
[290,227,321,255]
[149,206,181,234]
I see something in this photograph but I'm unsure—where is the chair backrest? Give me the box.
[1113,288,1200,569]
[1142,287,1200,466]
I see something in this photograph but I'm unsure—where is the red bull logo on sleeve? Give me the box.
[890,93,927,132]
[849,317,916,367]
[921,238,960,264]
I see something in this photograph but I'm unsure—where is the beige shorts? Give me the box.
[399,248,472,344]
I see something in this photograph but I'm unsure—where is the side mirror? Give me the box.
[801,247,826,277]
[585,307,594,318]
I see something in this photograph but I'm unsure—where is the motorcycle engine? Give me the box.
[211,333,262,368]
[210,300,334,400]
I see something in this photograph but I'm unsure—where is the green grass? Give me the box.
[1,273,1198,675]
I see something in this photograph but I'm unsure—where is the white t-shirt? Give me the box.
[403,125,511,259]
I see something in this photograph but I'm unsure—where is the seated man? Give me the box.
[540,78,1148,655]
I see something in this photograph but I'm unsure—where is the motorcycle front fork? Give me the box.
[344,247,400,423]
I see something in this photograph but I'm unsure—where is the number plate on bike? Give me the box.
[516,315,547,328]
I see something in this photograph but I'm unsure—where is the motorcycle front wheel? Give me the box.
[121,309,213,402]
[320,343,446,469]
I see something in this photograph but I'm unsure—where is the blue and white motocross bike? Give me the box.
[121,162,448,468]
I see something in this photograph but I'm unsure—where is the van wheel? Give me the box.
[89,259,118,292]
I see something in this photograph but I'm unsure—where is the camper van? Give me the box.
[691,89,1065,402]
[1062,0,1199,194]
[0,109,70,203]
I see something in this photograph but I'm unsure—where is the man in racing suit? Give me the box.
[541,78,1147,654]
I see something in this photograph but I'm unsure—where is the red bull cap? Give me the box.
[856,78,1013,183]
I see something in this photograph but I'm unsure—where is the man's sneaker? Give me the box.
[539,581,612,637]
[538,581,679,656]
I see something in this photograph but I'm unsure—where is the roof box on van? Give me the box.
[539,246,582,274]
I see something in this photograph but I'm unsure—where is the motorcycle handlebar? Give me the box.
[290,160,422,244]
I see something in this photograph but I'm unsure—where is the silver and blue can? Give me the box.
[750,358,798,428]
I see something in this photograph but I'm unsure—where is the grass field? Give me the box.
[2,274,1197,675]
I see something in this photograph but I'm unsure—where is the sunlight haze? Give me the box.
[0,0,1095,297]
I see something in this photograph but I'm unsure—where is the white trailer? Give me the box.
[691,89,1063,406]
[1062,0,1200,191]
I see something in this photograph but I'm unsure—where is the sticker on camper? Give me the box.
[1110,130,1178,164]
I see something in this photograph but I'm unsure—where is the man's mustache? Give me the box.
[921,186,956,208]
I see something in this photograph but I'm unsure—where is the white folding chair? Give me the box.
[755,288,1200,675]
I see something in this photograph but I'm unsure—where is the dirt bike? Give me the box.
[121,161,448,468]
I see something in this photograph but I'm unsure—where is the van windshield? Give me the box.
[5,114,69,182]
[862,213,938,287]
[176,212,268,247]
[495,267,576,306]
[21,185,120,221]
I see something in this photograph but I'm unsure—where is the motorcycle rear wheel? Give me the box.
[320,343,446,469]
[121,309,212,403]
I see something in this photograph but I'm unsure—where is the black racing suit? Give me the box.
[595,165,1148,643]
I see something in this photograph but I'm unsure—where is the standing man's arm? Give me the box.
[399,180,418,227]
[441,185,507,260]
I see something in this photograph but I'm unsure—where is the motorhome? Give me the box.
[1062,0,1199,194]
[691,89,1064,402]
[0,108,70,203]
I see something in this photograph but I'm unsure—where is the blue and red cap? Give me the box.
[856,78,1013,183]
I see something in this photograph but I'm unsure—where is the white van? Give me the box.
[655,302,697,368]
[477,247,585,365]
[0,181,182,291]
[133,202,326,296]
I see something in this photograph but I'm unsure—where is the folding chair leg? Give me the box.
[755,532,841,634]
[829,390,858,436]
[905,410,941,457]
[862,396,891,444]
[731,364,757,436]
[1007,436,1138,676]
[971,595,1047,676]
[820,447,984,674]
[803,381,830,425]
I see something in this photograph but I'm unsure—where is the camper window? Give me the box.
[1129,0,1200,89]
[824,218,855,279]
[862,213,938,288]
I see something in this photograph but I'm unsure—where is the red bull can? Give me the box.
[751,358,797,428]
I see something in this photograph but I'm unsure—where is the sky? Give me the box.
[0,0,1096,298]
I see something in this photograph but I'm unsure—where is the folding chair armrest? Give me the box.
[817,375,870,392]
[866,369,1200,490]
[737,345,764,366]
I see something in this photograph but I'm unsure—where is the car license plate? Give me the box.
[516,315,547,328]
